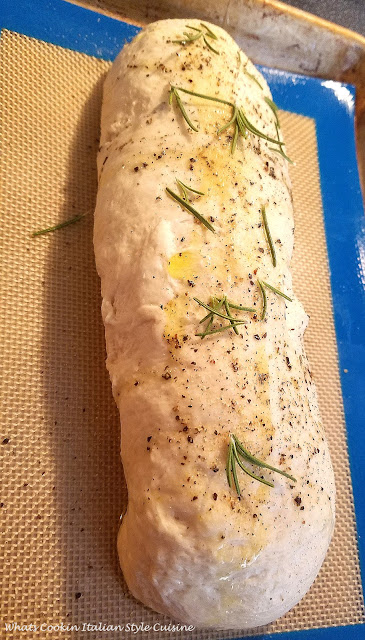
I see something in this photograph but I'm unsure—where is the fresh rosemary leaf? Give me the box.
[227,301,256,313]
[238,110,282,146]
[183,30,202,41]
[262,281,292,301]
[200,23,218,40]
[233,441,274,487]
[194,297,241,321]
[270,124,294,164]
[257,279,292,320]
[264,96,280,128]
[203,36,220,54]
[169,86,292,160]
[166,187,214,232]
[171,86,233,107]
[199,297,224,324]
[195,296,255,338]
[32,213,86,237]
[236,109,248,138]
[258,279,267,320]
[227,434,296,497]
[261,205,277,267]
[243,67,263,90]
[170,87,199,132]
[196,321,247,338]
[237,50,263,89]
[269,145,294,164]
[177,179,205,196]
[224,297,239,335]
[173,24,220,54]
[227,440,234,489]
[228,440,241,497]
[233,435,297,482]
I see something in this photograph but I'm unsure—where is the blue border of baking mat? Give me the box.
[1,0,365,638]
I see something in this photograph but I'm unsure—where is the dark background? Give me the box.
[284,0,364,36]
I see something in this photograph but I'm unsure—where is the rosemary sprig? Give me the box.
[194,297,245,322]
[32,212,87,237]
[194,295,256,338]
[169,86,198,131]
[244,68,263,90]
[227,301,256,312]
[257,279,293,320]
[264,104,294,164]
[237,51,263,90]
[269,129,294,164]
[169,86,290,156]
[172,23,220,55]
[264,96,280,129]
[227,434,296,498]
[233,435,296,482]
[224,296,239,335]
[166,180,214,232]
[200,23,218,40]
[261,205,276,267]
[258,279,267,321]
[262,281,292,300]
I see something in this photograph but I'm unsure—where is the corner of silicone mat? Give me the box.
[259,66,356,116]
[0,0,141,60]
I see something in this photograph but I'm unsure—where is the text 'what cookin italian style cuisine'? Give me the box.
[93,19,335,630]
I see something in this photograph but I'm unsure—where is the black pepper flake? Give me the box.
[192,496,198,501]
[254,335,261,340]
[300,505,304,510]
[213,493,218,501]
[162,371,172,380]
[294,496,302,506]
[75,593,82,600]
[2,438,9,445]
[147,436,152,442]
[212,465,219,472]
[187,436,194,443]
[187,280,195,287]
[286,356,292,370]
[183,425,188,432]
[134,166,139,172]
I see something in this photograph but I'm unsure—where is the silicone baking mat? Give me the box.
[1,1,365,639]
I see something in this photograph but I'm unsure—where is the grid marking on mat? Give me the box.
[0,29,363,639]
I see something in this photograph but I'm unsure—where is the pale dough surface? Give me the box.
[93,19,335,629]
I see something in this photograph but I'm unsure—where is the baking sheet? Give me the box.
[1,1,365,639]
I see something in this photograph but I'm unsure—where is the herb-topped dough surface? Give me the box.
[93,19,335,629]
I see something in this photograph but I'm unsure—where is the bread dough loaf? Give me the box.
[93,19,335,629]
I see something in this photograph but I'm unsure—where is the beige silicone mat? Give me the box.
[0,28,364,639]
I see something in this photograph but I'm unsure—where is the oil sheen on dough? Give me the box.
[93,19,335,629]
